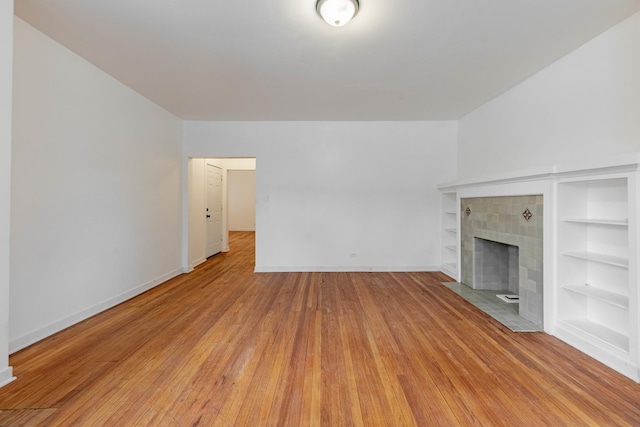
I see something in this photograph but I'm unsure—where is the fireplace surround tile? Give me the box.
[461,195,543,328]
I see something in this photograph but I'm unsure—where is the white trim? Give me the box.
[441,264,457,279]
[0,366,15,388]
[9,268,183,353]
[254,265,440,273]
[554,326,639,382]
[190,256,207,270]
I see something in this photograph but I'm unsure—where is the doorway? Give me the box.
[187,158,256,270]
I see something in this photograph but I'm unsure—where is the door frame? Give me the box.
[183,157,257,272]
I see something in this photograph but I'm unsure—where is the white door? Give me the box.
[206,164,223,257]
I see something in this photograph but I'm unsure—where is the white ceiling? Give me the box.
[14,0,640,121]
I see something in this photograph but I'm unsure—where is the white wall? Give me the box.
[184,121,458,271]
[228,170,256,231]
[458,11,640,178]
[0,0,14,387]
[9,19,184,352]
[188,158,207,268]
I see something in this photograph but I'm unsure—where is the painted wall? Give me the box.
[9,19,184,352]
[0,0,14,387]
[188,158,207,268]
[184,121,458,271]
[458,11,640,179]
[228,170,256,231]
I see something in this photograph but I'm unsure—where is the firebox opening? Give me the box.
[473,238,519,295]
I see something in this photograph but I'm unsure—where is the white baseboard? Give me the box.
[254,265,439,273]
[9,268,183,354]
[0,366,15,388]
[441,264,459,281]
[554,325,639,383]
[189,257,207,271]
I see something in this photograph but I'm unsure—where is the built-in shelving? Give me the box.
[440,191,459,281]
[555,174,638,381]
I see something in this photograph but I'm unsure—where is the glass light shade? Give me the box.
[316,0,359,27]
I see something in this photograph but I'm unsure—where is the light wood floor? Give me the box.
[1,231,639,426]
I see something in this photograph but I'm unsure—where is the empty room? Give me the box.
[1,0,640,425]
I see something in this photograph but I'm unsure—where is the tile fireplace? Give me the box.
[460,196,543,328]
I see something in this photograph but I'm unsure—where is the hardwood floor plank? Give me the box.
[309,307,322,427]
[0,408,58,426]
[1,231,639,426]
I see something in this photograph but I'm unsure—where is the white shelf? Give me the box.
[441,191,459,281]
[562,319,629,353]
[561,284,628,310]
[555,173,638,381]
[562,218,628,227]
[561,251,628,269]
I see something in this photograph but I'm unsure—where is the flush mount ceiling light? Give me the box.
[316,0,359,27]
